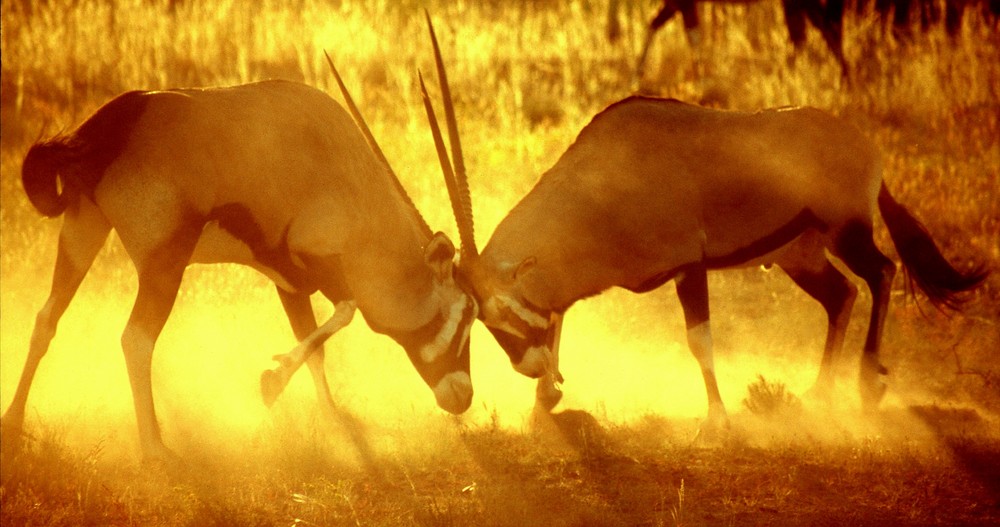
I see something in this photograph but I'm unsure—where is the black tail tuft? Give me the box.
[877,183,988,310]
[20,90,150,219]
[21,141,69,217]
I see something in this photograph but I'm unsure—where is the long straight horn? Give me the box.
[418,71,465,248]
[324,51,433,239]
[424,11,478,260]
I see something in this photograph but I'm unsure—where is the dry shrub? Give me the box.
[742,374,802,417]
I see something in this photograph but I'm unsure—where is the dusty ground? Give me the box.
[2,399,998,526]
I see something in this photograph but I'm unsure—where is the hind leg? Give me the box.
[118,222,202,462]
[675,264,728,435]
[2,199,110,440]
[833,221,896,410]
[777,232,858,397]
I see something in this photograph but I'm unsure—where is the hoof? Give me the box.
[803,379,834,403]
[535,379,563,413]
[860,379,887,412]
[0,414,29,460]
[692,407,730,446]
[141,444,184,472]
[260,369,282,407]
[859,356,888,411]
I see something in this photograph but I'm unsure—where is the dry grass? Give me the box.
[2,0,999,525]
[2,407,998,526]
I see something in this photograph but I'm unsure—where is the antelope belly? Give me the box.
[190,221,297,291]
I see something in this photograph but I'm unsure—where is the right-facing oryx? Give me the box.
[2,47,477,461]
[427,92,986,432]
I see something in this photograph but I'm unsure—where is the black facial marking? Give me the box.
[381,312,445,355]
[487,299,551,365]
[489,326,528,363]
[374,297,476,388]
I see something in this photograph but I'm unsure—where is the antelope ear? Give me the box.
[425,232,456,281]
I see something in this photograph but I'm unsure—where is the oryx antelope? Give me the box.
[861,0,1000,39]
[431,92,986,431]
[2,54,477,460]
[607,0,848,80]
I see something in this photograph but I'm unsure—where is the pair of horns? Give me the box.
[325,11,478,262]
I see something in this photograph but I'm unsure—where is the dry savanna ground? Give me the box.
[1,0,998,525]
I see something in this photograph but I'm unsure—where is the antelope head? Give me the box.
[326,35,478,413]
[418,12,558,380]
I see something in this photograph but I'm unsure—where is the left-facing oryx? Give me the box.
[2,49,477,461]
[423,78,986,433]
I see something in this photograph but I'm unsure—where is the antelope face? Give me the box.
[470,258,557,379]
[392,233,478,414]
[483,299,556,379]
[327,14,479,414]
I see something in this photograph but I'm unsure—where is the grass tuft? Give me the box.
[743,375,802,418]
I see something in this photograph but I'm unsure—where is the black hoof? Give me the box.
[692,413,731,447]
[859,359,888,412]
[535,381,563,413]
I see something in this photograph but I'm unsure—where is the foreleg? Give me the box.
[261,300,356,406]
[675,265,728,434]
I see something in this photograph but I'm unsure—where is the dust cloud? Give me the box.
[0,238,974,464]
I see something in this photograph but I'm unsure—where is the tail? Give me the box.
[21,90,150,218]
[22,140,71,217]
[877,183,988,310]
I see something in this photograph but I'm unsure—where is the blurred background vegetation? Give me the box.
[2,0,997,255]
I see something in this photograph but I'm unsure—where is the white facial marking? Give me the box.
[514,345,550,378]
[498,294,548,328]
[485,313,527,339]
[454,300,476,358]
[686,321,714,371]
[419,295,468,363]
[433,371,473,414]
[483,294,549,339]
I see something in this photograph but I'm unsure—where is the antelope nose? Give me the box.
[434,371,473,414]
